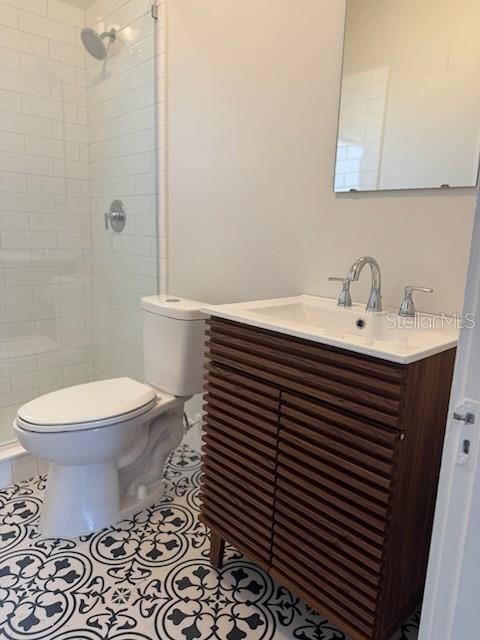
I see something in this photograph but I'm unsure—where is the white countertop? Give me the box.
[202,295,459,364]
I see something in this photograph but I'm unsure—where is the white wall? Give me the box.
[0,0,93,444]
[167,0,476,316]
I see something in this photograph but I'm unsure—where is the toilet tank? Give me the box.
[141,295,206,397]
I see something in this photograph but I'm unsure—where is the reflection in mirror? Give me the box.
[334,0,480,192]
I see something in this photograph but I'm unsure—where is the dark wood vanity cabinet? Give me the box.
[199,318,456,640]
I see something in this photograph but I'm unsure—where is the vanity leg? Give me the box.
[210,531,226,569]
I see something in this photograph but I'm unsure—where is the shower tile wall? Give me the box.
[86,0,160,382]
[0,0,162,445]
[0,0,93,443]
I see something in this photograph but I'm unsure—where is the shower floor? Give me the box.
[0,444,420,640]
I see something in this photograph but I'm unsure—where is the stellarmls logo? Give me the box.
[386,313,476,330]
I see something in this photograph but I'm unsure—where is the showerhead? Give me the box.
[81,27,116,60]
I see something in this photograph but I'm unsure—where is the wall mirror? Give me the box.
[334,0,480,192]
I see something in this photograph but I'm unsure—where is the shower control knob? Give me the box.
[105,199,126,232]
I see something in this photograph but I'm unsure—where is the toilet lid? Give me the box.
[17,378,157,429]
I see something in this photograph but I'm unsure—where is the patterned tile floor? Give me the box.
[0,445,420,640]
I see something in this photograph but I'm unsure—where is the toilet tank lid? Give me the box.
[141,295,205,320]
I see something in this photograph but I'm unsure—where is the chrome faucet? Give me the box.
[347,256,383,312]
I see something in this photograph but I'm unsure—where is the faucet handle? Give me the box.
[405,286,434,295]
[328,276,352,308]
[399,286,434,317]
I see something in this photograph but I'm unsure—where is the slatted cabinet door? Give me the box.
[199,362,281,571]
[271,391,402,640]
[200,318,456,640]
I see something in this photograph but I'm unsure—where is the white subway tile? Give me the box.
[0,356,37,380]
[37,345,90,369]
[0,151,55,176]
[7,301,59,323]
[54,159,89,180]
[2,0,47,14]
[61,330,93,348]
[52,121,88,144]
[0,24,48,57]
[0,68,51,97]
[68,288,92,308]
[12,453,38,482]
[34,282,84,301]
[0,131,24,153]
[0,388,37,410]
[60,83,86,107]
[47,0,84,28]
[2,230,57,249]
[56,232,91,249]
[0,285,33,304]
[86,0,129,27]
[134,172,155,195]
[103,0,151,33]
[0,319,34,340]
[18,10,76,46]
[63,361,94,381]
[22,94,63,120]
[0,171,26,192]
[0,212,29,230]
[0,2,18,28]
[0,46,20,71]
[77,106,87,125]
[0,192,55,213]
[30,213,82,232]
[4,266,59,285]
[66,141,81,161]
[62,102,78,125]
[0,376,11,395]
[11,367,63,392]
[49,40,85,68]
[25,135,63,159]
[20,52,78,86]
[0,110,53,136]
[55,195,89,215]
[112,234,152,256]
[0,89,20,112]
[27,175,66,195]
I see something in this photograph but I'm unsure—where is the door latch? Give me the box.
[453,412,476,425]
[453,401,479,469]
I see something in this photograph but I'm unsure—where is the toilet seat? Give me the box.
[16,377,170,433]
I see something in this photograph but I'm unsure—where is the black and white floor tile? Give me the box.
[0,445,420,640]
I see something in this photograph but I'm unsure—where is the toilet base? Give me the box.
[40,464,171,538]
[120,478,165,519]
[40,461,121,538]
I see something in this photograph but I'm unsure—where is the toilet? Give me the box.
[14,295,206,538]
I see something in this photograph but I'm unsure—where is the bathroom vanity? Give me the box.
[199,297,457,640]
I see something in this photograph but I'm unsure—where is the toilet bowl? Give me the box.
[14,296,206,538]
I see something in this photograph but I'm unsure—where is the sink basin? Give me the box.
[202,295,459,363]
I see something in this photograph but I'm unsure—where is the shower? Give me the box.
[81,27,117,60]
